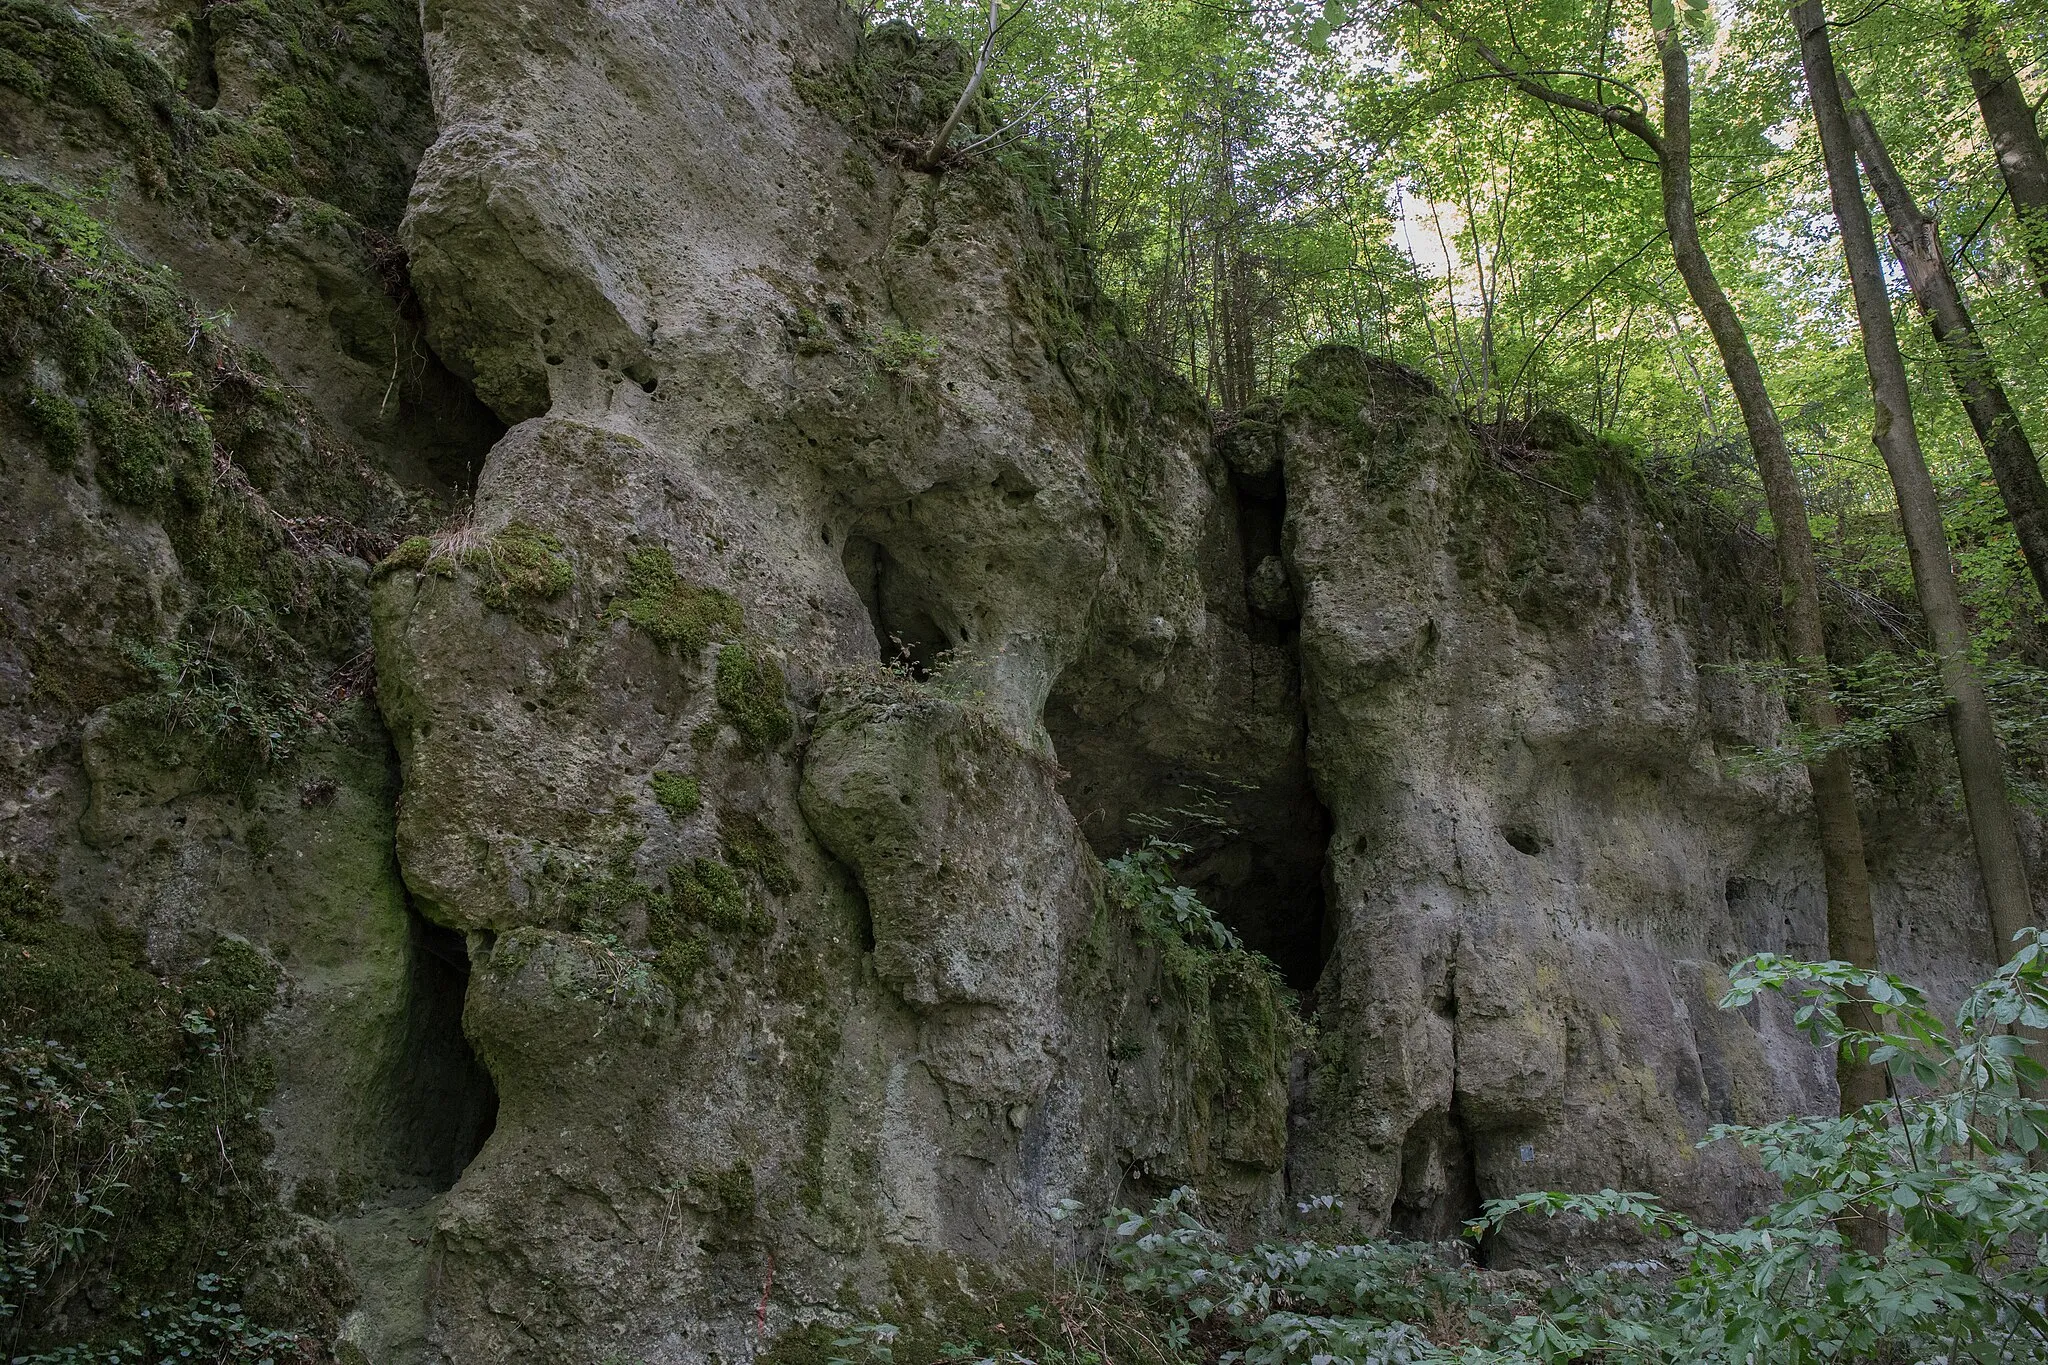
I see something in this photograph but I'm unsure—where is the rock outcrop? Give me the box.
[0,0,2038,1361]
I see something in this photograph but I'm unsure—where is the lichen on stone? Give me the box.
[607,545,743,653]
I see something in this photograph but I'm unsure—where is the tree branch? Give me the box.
[1402,0,1664,156]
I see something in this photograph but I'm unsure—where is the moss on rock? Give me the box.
[608,545,743,653]
[0,0,432,229]
[1,179,412,786]
[719,811,797,896]
[650,770,701,819]
[669,856,767,936]
[463,521,573,610]
[715,641,793,753]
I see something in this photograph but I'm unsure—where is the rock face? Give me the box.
[0,0,2038,1361]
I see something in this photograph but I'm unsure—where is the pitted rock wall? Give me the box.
[0,0,2038,1361]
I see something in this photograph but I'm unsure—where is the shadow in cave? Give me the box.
[841,531,955,676]
[1047,454,1335,997]
[385,901,498,1192]
[1391,1102,1483,1247]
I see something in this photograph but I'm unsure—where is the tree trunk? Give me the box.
[1653,21,1885,1138]
[1954,2,2048,301]
[918,0,1000,170]
[1795,0,2037,961]
[1841,75,2048,609]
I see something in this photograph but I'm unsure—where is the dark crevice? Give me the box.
[363,239,508,500]
[185,6,220,111]
[1390,1100,1483,1245]
[387,899,497,1192]
[841,532,952,675]
[1046,432,1333,999]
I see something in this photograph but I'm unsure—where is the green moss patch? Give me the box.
[719,811,797,896]
[716,641,793,752]
[608,545,742,653]
[670,857,768,936]
[375,534,457,579]
[463,522,573,611]
[650,770,701,820]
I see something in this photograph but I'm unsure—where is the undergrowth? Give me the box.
[792,936,2048,1365]
[0,867,336,1357]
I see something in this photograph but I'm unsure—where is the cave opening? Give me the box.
[388,902,498,1192]
[1390,1103,1483,1246]
[842,533,952,676]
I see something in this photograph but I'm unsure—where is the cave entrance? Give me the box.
[842,533,953,676]
[1390,1103,1482,1245]
[1174,790,1332,996]
[389,902,498,1191]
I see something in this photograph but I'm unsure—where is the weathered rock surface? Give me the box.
[0,0,2040,1361]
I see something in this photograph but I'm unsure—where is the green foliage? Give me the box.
[463,522,573,611]
[1458,938,2048,1362]
[802,944,2048,1365]
[1105,1189,1526,1363]
[651,770,702,820]
[608,547,743,653]
[1721,650,2048,807]
[0,870,330,1354]
[716,642,794,753]
[1105,838,1241,952]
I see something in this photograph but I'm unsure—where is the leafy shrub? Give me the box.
[1100,936,2048,1365]
[1105,837,1241,952]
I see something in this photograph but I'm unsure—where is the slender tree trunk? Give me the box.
[1841,75,2048,608]
[1796,0,2037,960]
[1404,0,1892,1128]
[1653,23,1885,1137]
[918,0,1008,170]
[1953,2,2048,301]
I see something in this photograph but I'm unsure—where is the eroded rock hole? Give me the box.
[1391,1103,1482,1244]
[388,904,497,1191]
[842,533,951,675]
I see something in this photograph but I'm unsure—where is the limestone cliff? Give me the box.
[0,0,2036,1361]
